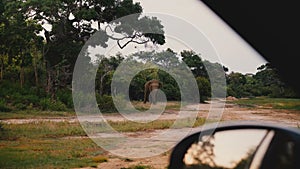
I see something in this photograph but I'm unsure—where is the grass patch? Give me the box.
[0,110,75,120]
[92,155,108,163]
[228,97,300,111]
[83,117,206,133]
[0,121,86,140]
[131,101,181,112]
[0,138,103,169]
[0,121,107,168]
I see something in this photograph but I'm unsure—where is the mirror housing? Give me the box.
[168,121,300,169]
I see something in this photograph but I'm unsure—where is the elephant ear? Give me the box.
[145,81,150,88]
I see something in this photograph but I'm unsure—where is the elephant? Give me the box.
[143,79,163,104]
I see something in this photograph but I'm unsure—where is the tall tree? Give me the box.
[254,63,286,97]
[23,0,165,97]
[181,50,208,78]
[0,0,42,87]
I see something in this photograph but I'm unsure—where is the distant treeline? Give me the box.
[0,48,298,112]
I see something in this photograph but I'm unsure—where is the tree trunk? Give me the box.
[20,66,24,88]
[99,74,105,96]
[99,71,110,96]
[0,58,3,81]
[32,48,39,87]
[33,58,39,86]
[46,70,52,94]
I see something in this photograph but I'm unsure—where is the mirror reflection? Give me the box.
[183,129,273,169]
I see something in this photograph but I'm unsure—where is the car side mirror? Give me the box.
[168,122,300,169]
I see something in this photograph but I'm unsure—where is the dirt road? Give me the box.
[2,102,299,127]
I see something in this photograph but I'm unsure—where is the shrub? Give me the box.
[162,84,180,101]
[14,103,27,110]
[39,98,67,111]
[96,94,118,113]
[57,89,74,109]
[0,99,11,112]
[12,94,39,107]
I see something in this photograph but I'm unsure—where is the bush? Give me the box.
[57,89,74,109]
[0,99,11,112]
[13,94,40,106]
[162,84,180,101]
[96,94,118,113]
[14,103,27,110]
[39,98,67,111]
[0,81,43,110]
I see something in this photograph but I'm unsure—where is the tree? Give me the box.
[95,54,123,96]
[22,0,165,97]
[0,0,42,87]
[254,63,288,97]
[196,77,211,103]
[227,72,247,98]
[181,50,208,78]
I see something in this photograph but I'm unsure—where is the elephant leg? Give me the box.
[148,91,152,104]
[150,89,158,104]
[144,88,149,104]
[149,94,152,103]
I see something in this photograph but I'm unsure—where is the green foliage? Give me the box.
[0,121,86,140]
[196,77,211,103]
[226,63,299,98]
[0,110,74,120]
[0,80,73,111]
[181,50,208,78]
[0,121,101,168]
[96,94,118,113]
[127,67,181,101]
[0,99,11,112]
[12,93,40,107]
[56,89,74,109]
[14,103,27,110]
[162,84,180,101]
[1,0,166,113]
[39,98,67,111]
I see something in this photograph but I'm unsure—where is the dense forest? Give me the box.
[0,0,298,113]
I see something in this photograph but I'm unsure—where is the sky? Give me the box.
[132,0,267,74]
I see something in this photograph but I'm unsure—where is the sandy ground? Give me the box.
[91,103,299,169]
[2,102,299,127]
[1,101,299,169]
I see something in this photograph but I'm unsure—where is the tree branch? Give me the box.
[105,25,150,49]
